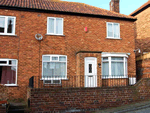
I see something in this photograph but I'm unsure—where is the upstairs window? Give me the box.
[47,17,63,35]
[107,22,120,39]
[0,16,16,35]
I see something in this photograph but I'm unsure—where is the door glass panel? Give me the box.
[89,64,92,73]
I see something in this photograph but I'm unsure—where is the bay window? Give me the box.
[102,53,128,78]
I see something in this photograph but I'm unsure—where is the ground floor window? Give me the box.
[0,59,18,86]
[102,53,128,78]
[42,55,67,80]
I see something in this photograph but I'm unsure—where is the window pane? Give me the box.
[114,23,119,38]
[108,23,113,37]
[0,17,5,33]
[48,18,54,33]
[52,56,58,61]
[0,61,7,64]
[43,56,50,61]
[0,66,16,84]
[111,62,124,76]
[7,17,14,34]
[43,62,66,78]
[56,18,63,34]
[102,62,109,76]
[111,57,123,60]
[9,60,16,65]
[103,57,108,61]
[59,56,66,61]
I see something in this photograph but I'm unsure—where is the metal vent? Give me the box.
[43,80,61,84]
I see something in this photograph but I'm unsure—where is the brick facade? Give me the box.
[134,7,150,39]
[0,7,136,99]
[30,78,150,112]
[130,2,150,79]
[136,58,150,80]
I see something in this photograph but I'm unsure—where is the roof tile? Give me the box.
[0,0,135,19]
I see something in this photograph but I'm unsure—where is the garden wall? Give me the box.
[30,78,150,112]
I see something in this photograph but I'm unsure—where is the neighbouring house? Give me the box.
[130,0,150,80]
[0,0,137,100]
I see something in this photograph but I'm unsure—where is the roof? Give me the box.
[0,0,136,20]
[130,0,150,16]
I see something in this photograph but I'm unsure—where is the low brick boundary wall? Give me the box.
[30,78,150,112]
[0,101,7,113]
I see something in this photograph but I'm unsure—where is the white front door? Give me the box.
[84,57,97,87]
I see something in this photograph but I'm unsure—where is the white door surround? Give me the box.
[84,57,97,87]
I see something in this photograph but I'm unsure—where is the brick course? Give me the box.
[0,8,136,99]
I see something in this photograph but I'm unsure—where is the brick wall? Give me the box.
[30,78,150,112]
[136,58,150,80]
[0,85,8,101]
[135,7,150,39]
[0,8,136,99]
[0,101,7,113]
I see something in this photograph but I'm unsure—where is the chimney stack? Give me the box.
[110,0,120,13]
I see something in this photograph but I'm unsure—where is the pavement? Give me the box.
[95,100,150,113]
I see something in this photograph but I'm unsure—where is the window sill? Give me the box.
[45,34,65,36]
[106,37,122,40]
[102,76,128,79]
[3,84,18,87]
[40,78,68,80]
[0,34,17,37]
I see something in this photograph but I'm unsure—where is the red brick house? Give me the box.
[0,0,137,99]
[130,0,150,80]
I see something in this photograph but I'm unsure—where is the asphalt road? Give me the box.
[95,100,150,113]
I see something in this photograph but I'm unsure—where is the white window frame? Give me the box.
[106,22,120,39]
[0,15,16,35]
[101,53,128,79]
[47,17,63,35]
[0,59,18,86]
[42,55,67,80]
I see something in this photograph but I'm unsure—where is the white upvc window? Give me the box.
[47,17,63,35]
[102,53,128,78]
[42,55,67,81]
[0,59,18,86]
[106,22,120,39]
[0,16,16,35]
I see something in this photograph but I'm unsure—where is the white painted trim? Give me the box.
[47,17,63,35]
[106,22,120,39]
[0,15,16,35]
[102,52,128,58]
[4,84,18,86]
